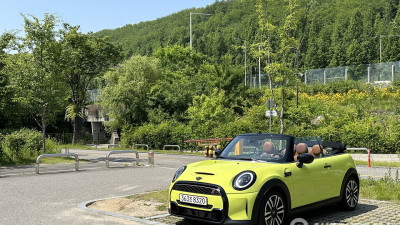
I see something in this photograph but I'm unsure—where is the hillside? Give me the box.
[95,0,400,70]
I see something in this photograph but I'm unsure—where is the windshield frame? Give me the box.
[219,133,295,163]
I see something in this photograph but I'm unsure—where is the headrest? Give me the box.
[296,143,308,154]
[311,145,321,156]
[263,142,275,153]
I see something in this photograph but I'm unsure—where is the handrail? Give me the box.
[346,148,371,168]
[135,144,149,151]
[108,144,121,149]
[106,150,140,168]
[36,153,79,174]
[163,145,181,151]
[346,148,369,151]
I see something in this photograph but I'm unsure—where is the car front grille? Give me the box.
[172,183,222,196]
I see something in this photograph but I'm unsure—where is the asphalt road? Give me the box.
[0,151,203,225]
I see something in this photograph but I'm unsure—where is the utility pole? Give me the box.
[380,34,382,63]
[190,12,211,50]
[259,44,261,88]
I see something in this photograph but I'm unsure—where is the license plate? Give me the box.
[179,194,208,206]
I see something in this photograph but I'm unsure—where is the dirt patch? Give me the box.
[88,197,167,218]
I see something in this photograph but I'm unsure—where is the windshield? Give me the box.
[220,134,290,162]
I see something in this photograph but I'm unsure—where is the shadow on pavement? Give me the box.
[300,203,378,223]
[167,203,378,225]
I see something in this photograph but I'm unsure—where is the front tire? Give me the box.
[340,177,359,210]
[259,191,287,225]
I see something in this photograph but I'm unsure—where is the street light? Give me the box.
[190,12,211,50]
[236,38,247,86]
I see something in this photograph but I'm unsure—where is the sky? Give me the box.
[0,0,216,34]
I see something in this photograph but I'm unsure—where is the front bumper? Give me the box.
[169,181,257,225]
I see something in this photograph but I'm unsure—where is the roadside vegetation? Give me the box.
[360,169,400,203]
[355,160,400,168]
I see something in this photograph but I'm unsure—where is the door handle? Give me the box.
[324,164,331,168]
[284,168,292,177]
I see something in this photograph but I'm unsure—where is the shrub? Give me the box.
[121,120,190,149]
[1,129,42,161]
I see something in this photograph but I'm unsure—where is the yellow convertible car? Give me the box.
[168,133,359,225]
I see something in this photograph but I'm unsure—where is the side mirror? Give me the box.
[297,153,314,168]
[214,150,223,157]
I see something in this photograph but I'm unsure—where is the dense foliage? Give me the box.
[0,129,60,165]
[96,0,400,70]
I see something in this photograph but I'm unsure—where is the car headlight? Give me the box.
[232,171,257,190]
[172,166,186,182]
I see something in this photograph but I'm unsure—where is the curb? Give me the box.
[77,195,169,225]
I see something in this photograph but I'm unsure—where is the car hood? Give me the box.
[175,159,277,193]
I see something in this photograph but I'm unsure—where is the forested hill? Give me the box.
[95,0,400,70]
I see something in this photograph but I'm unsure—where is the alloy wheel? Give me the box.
[264,194,285,225]
[345,180,358,208]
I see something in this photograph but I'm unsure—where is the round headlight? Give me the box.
[233,171,257,190]
[172,166,186,182]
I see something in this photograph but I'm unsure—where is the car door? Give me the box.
[285,158,332,208]
[320,154,350,198]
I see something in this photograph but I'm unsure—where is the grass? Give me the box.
[354,160,400,168]
[126,189,169,211]
[60,144,97,150]
[0,156,88,166]
[360,177,400,203]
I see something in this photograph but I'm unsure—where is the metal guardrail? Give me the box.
[163,145,181,151]
[108,144,121,149]
[106,150,140,168]
[347,148,371,168]
[36,153,79,174]
[135,144,149,151]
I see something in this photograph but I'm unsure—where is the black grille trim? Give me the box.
[173,183,221,196]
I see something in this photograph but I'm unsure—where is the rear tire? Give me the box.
[339,177,359,210]
[259,191,287,225]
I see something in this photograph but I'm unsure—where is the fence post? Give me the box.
[367,149,371,168]
[323,70,326,84]
[345,66,348,80]
[304,72,307,85]
[392,64,395,82]
[367,66,371,83]
[148,150,154,166]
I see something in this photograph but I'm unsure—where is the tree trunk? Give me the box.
[280,87,285,134]
[72,117,77,144]
[42,121,46,154]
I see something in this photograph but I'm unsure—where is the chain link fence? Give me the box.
[305,61,400,85]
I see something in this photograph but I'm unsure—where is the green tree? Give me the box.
[7,14,68,152]
[99,55,161,130]
[0,34,13,127]
[59,25,123,143]
[187,89,235,138]
[256,0,301,134]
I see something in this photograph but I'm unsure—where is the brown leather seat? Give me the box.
[310,145,321,157]
[294,143,308,161]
